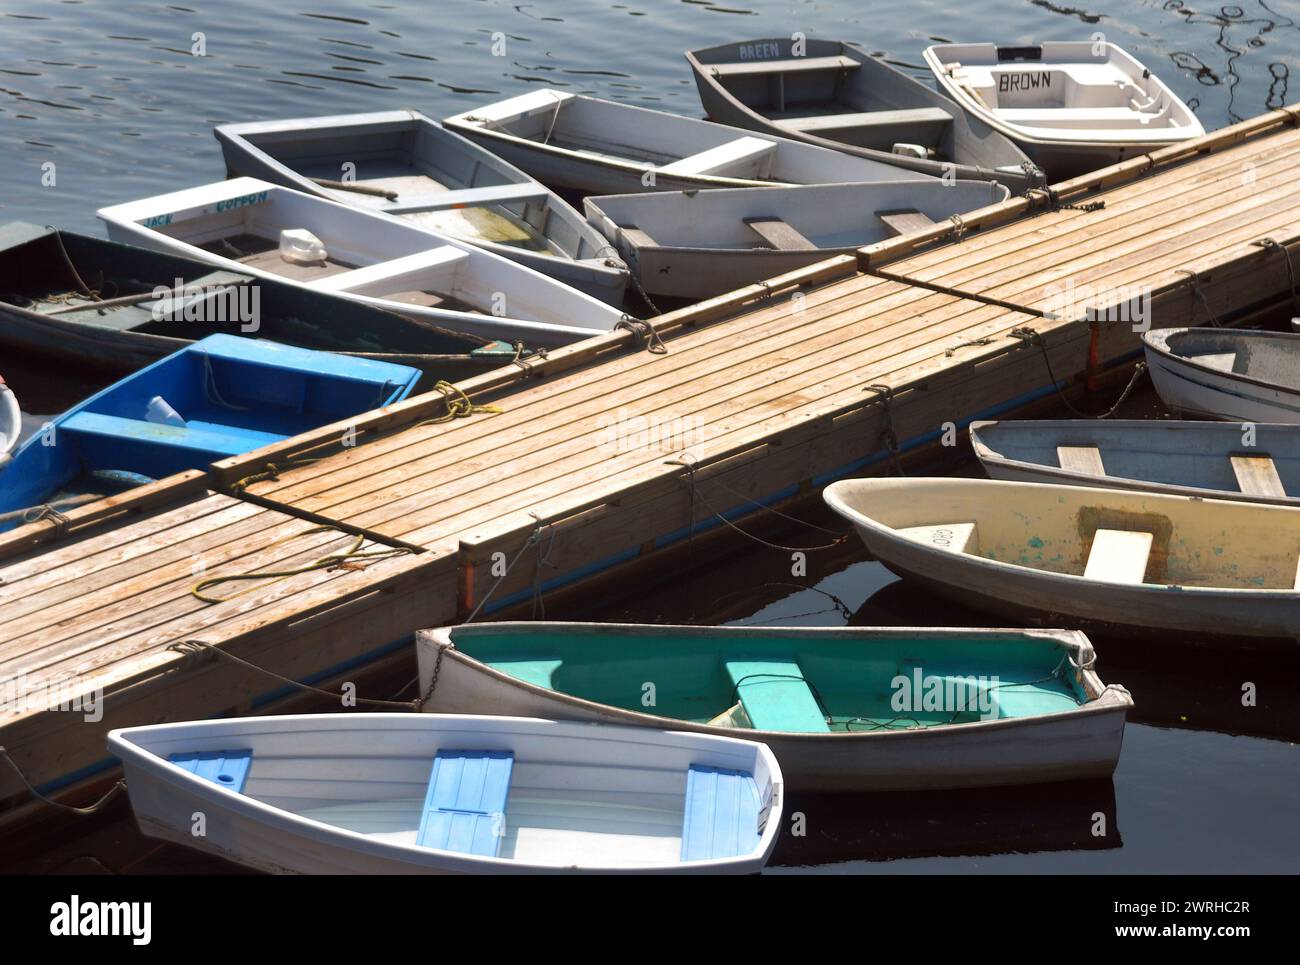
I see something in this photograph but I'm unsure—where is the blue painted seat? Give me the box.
[61,411,281,458]
[680,765,761,862]
[724,658,829,733]
[168,749,253,793]
[415,750,514,857]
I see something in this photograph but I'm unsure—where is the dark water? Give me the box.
[2,0,1299,874]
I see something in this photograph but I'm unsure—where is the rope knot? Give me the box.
[616,316,668,355]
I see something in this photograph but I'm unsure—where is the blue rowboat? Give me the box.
[0,333,420,530]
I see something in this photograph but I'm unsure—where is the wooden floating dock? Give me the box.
[3,104,1300,820]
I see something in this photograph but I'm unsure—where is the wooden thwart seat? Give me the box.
[416,750,514,856]
[313,247,469,296]
[708,55,860,78]
[658,137,777,178]
[743,216,815,250]
[383,183,550,215]
[1083,529,1152,584]
[1230,454,1286,498]
[1057,445,1106,477]
[724,658,828,733]
[680,765,762,862]
[619,225,657,249]
[776,107,951,138]
[876,209,936,237]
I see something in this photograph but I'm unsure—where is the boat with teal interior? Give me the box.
[0,333,420,531]
[416,622,1131,791]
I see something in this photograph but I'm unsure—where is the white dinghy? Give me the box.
[1143,327,1300,423]
[215,111,628,304]
[585,179,1008,299]
[924,42,1204,179]
[98,178,627,348]
[443,89,927,196]
[825,476,1300,639]
[970,419,1300,506]
[108,713,783,875]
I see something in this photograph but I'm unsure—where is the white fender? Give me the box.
[0,375,21,458]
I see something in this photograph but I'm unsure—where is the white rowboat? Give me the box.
[214,111,628,304]
[584,180,1008,299]
[924,42,1204,179]
[1143,327,1300,423]
[443,88,929,196]
[825,476,1300,639]
[109,713,783,874]
[97,178,627,349]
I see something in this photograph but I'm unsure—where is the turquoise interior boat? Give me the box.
[446,626,1091,733]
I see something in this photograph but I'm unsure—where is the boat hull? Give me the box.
[215,111,627,304]
[686,38,1040,191]
[1143,333,1300,423]
[970,419,1300,506]
[825,478,1300,640]
[416,625,1131,792]
[110,713,782,875]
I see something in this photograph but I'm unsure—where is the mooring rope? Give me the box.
[666,455,848,553]
[229,456,321,494]
[418,380,503,426]
[165,640,420,709]
[1009,326,1148,419]
[1176,268,1222,327]
[0,746,126,816]
[595,244,662,317]
[615,315,668,355]
[190,526,413,604]
[864,383,905,475]
[48,227,101,302]
[1253,237,1299,312]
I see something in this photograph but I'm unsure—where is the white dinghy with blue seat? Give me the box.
[108,713,783,874]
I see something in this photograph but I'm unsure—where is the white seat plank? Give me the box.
[313,247,469,296]
[658,137,777,178]
[708,56,861,78]
[1230,454,1286,498]
[1083,529,1152,584]
[1057,445,1106,477]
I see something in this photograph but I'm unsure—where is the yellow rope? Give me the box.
[191,525,413,604]
[418,380,502,426]
[228,456,321,494]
